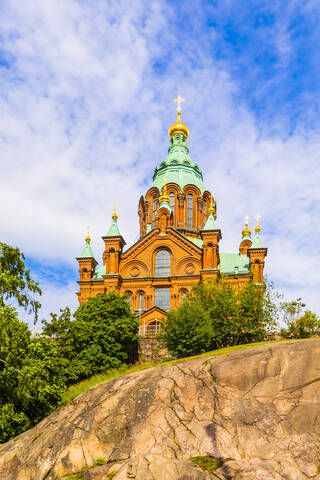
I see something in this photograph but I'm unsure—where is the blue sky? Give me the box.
[1,0,319,326]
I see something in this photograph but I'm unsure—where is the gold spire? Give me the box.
[242,215,252,236]
[112,202,118,221]
[255,214,261,233]
[159,180,170,203]
[85,225,91,243]
[168,95,189,139]
[208,196,215,215]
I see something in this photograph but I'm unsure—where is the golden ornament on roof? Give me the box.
[242,215,251,236]
[255,214,261,233]
[85,225,91,243]
[112,203,118,221]
[159,180,170,204]
[208,196,215,214]
[168,95,189,139]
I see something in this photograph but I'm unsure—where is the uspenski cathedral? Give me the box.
[76,97,267,331]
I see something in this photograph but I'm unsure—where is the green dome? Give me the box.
[150,133,206,194]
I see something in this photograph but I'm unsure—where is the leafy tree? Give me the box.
[286,310,320,338]
[0,306,65,443]
[161,277,278,357]
[42,292,140,383]
[161,302,211,357]
[0,242,41,320]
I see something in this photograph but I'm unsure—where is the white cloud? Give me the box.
[0,0,319,327]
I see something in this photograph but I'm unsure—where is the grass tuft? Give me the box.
[107,471,118,479]
[190,455,223,472]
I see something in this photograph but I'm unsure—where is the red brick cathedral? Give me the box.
[76,98,267,330]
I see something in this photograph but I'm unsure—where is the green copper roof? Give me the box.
[92,264,106,280]
[105,218,121,237]
[79,241,94,258]
[146,223,152,233]
[241,234,252,242]
[203,212,218,230]
[219,253,250,275]
[186,236,203,248]
[251,232,264,248]
[150,133,206,194]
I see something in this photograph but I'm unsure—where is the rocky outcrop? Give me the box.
[1,339,320,480]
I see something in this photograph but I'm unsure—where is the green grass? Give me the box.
[61,362,155,403]
[62,338,306,404]
[107,471,118,479]
[190,455,224,472]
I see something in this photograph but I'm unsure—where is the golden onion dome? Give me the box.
[168,111,189,139]
[112,207,118,221]
[255,214,261,233]
[85,226,91,243]
[242,220,252,237]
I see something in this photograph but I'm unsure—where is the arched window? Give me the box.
[138,293,144,310]
[153,196,158,226]
[155,250,170,277]
[181,292,186,304]
[187,194,193,227]
[169,192,175,218]
[203,199,207,226]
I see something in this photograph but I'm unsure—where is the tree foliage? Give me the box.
[161,277,278,357]
[0,242,41,320]
[0,306,65,443]
[280,300,320,338]
[0,241,139,443]
[42,292,140,384]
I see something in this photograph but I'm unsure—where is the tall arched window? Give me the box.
[203,199,207,226]
[139,293,144,310]
[155,250,170,277]
[169,192,175,219]
[187,194,193,227]
[153,196,158,226]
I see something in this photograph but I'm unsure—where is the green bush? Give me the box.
[161,277,278,357]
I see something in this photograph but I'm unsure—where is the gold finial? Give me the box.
[112,202,118,221]
[85,225,91,243]
[208,196,215,214]
[168,95,189,139]
[159,179,170,204]
[255,214,261,233]
[242,215,251,236]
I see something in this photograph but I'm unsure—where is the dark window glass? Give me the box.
[169,192,175,218]
[153,197,158,226]
[187,194,193,227]
[155,287,170,310]
[155,250,170,277]
[203,200,206,226]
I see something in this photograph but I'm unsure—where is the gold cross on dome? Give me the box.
[174,94,184,113]
[256,214,261,222]
[244,214,249,225]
